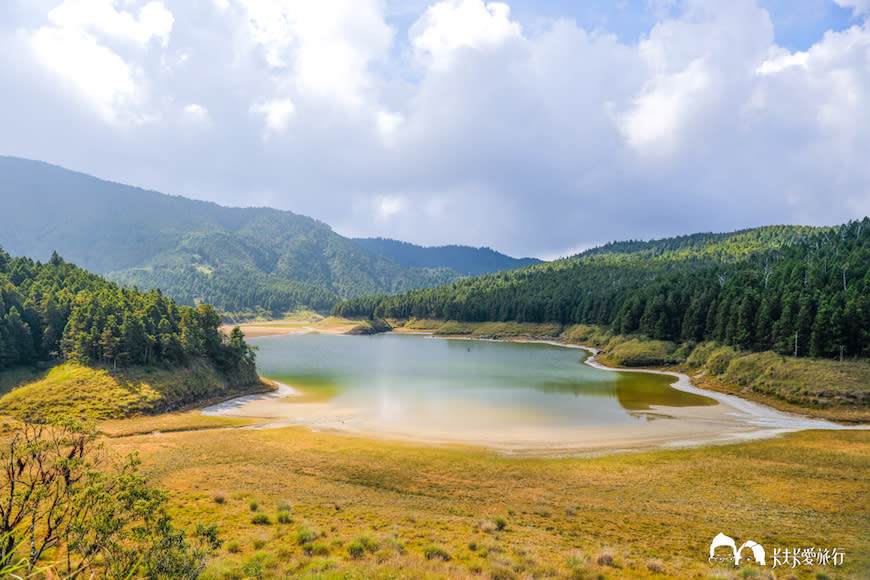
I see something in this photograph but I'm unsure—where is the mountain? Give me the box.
[0,156,463,315]
[334,220,870,360]
[352,237,541,276]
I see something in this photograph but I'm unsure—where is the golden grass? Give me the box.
[103,425,870,579]
[597,338,680,367]
[99,411,261,437]
[0,362,271,420]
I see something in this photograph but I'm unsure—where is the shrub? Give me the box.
[276,512,292,524]
[705,346,740,375]
[356,536,379,553]
[606,339,679,366]
[303,542,329,556]
[249,501,259,512]
[226,540,242,554]
[241,559,262,579]
[213,493,226,504]
[276,500,292,512]
[489,568,516,580]
[297,526,317,545]
[346,541,365,559]
[646,558,664,573]
[435,321,472,335]
[251,514,271,525]
[252,539,267,550]
[423,545,451,561]
[686,341,717,367]
[595,551,615,567]
[494,516,507,531]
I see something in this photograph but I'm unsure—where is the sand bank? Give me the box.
[201,339,863,456]
[219,319,358,337]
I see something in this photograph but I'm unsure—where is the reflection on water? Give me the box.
[254,333,715,430]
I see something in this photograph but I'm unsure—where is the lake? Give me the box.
[253,333,716,432]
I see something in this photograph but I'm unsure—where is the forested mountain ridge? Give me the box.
[0,156,464,315]
[579,225,828,263]
[0,247,257,375]
[352,237,541,276]
[334,219,870,360]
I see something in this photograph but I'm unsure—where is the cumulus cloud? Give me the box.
[47,0,173,46]
[183,103,210,124]
[250,98,295,136]
[410,0,522,69]
[25,0,173,123]
[833,0,870,16]
[3,0,870,258]
[235,0,393,106]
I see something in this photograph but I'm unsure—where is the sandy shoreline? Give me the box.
[219,319,357,337]
[199,335,864,456]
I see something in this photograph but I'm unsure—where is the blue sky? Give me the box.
[388,1,857,50]
[1,0,869,258]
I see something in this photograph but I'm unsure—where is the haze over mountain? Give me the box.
[352,238,540,276]
[0,157,535,316]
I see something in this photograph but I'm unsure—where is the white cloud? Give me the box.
[376,110,404,144]
[29,26,139,123]
[410,0,522,69]
[183,103,210,124]
[25,0,174,124]
[833,0,870,16]
[250,98,296,136]
[4,1,870,258]
[235,0,393,106]
[756,49,809,75]
[375,194,405,221]
[47,0,173,46]
[212,0,231,13]
[618,58,710,153]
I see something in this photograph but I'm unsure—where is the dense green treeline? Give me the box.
[0,248,257,378]
[334,219,870,359]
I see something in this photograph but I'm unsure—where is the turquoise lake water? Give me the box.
[253,333,715,430]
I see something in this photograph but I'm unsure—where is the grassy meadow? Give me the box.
[0,318,866,578]
[99,417,870,580]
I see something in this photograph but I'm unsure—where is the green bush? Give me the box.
[346,540,365,559]
[296,526,317,545]
[494,516,507,531]
[303,542,329,556]
[423,545,451,561]
[606,339,679,366]
[435,321,472,335]
[705,346,740,375]
[251,514,271,525]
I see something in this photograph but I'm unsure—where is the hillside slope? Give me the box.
[352,237,541,276]
[0,156,462,314]
[0,247,264,418]
[335,220,870,360]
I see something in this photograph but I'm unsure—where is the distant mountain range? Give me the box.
[352,238,540,276]
[0,156,538,316]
